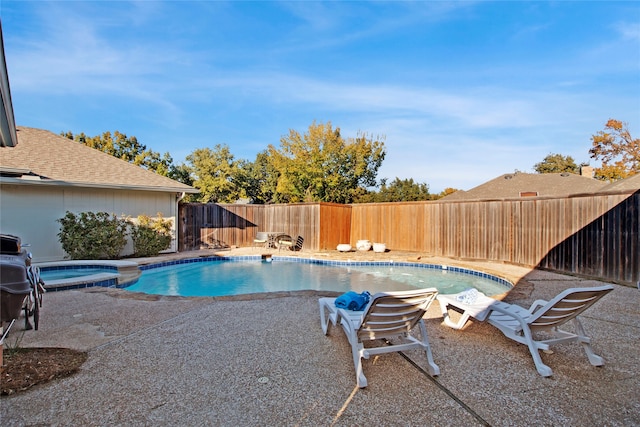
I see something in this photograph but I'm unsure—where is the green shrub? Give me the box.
[57,211,128,260]
[130,214,173,257]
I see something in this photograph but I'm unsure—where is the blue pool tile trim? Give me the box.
[40,265,119,273]
[45,277,119,292]
[138,255,262,271]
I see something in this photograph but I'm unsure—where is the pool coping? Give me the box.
[36,260,139,292]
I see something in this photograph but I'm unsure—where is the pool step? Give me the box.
[117,264,142,285]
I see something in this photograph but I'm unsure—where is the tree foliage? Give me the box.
[354,178,430,203]
[533,153,582,174]
[167,163,194,188]
[589,119,639,181]
[62,123,474,204]
[433,187,460,200]
[267,121,386,203]
[241,150,280,204]
[186,144,246,203]
[61,130,188,183]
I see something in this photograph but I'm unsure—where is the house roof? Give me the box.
[442,172,608,201]
[598,173,640,193]
[0,126,198,193]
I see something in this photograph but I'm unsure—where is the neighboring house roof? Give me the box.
[598,173,640,193]
[442,172,608,201]
[0,126,198,193]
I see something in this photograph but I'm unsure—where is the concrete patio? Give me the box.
[1,249,638,426]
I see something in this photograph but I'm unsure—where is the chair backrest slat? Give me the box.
[529,285,613,331]
[357,288,438,340]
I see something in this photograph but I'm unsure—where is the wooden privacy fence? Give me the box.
[179,190,639,286]
[349,190,638,285]
[179,202,351,253]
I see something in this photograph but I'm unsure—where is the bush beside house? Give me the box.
[57,211,173,260]
[129,214,173,257]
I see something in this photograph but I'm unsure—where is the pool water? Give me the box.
[40,267,115,281]
[126,260,511,297]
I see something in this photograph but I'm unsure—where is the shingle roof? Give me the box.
[442,172,608,201]
[597,173,640,193]
[1,126,197,193]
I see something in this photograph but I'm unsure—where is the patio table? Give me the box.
[265,232,286,248]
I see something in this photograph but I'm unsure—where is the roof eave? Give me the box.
[0,22,18,148]
[0,177,199,194]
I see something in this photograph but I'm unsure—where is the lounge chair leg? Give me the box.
[318,299,338,335]
[582,344,605,366]
[533,358,553,377]
[573,319,605,366]
[354,345,368,388]
[319,300,330,335]
[528,343,553,377]
[523,329,553,377]
[418,321,440,376]
[442,310,471,330]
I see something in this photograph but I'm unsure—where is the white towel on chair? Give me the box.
[456,288,479,305]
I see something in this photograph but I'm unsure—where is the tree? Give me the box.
[168,163,194,187]
[589,119,639,181]
[61,130,187,181]
[267,121,386,203]
[354,178,430,203]
[433,187,459,200]
[186,144,246,203]
[242,151,280,204]
[143,151,175,177]
[534,153,581,174]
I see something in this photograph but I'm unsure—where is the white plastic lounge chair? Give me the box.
[472,285,613,377]
[319,288,440,388]
[486,285,614,376]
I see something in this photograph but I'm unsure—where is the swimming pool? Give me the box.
[125,256,512,297]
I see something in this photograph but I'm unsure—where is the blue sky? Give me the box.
[2,1,639,193]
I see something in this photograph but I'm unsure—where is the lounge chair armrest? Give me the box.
[528,299,549,314]
[335,307,348,324]
[487,302,531,325]
[336,308,364,329]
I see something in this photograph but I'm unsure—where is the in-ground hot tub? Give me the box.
[37,260,141,292]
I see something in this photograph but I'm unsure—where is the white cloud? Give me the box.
[615,20,640,41]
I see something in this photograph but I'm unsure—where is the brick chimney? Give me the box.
[580,166,594,178]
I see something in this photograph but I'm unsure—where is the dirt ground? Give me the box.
[1,347,87,396]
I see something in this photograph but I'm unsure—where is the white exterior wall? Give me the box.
[0,184,179,261]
